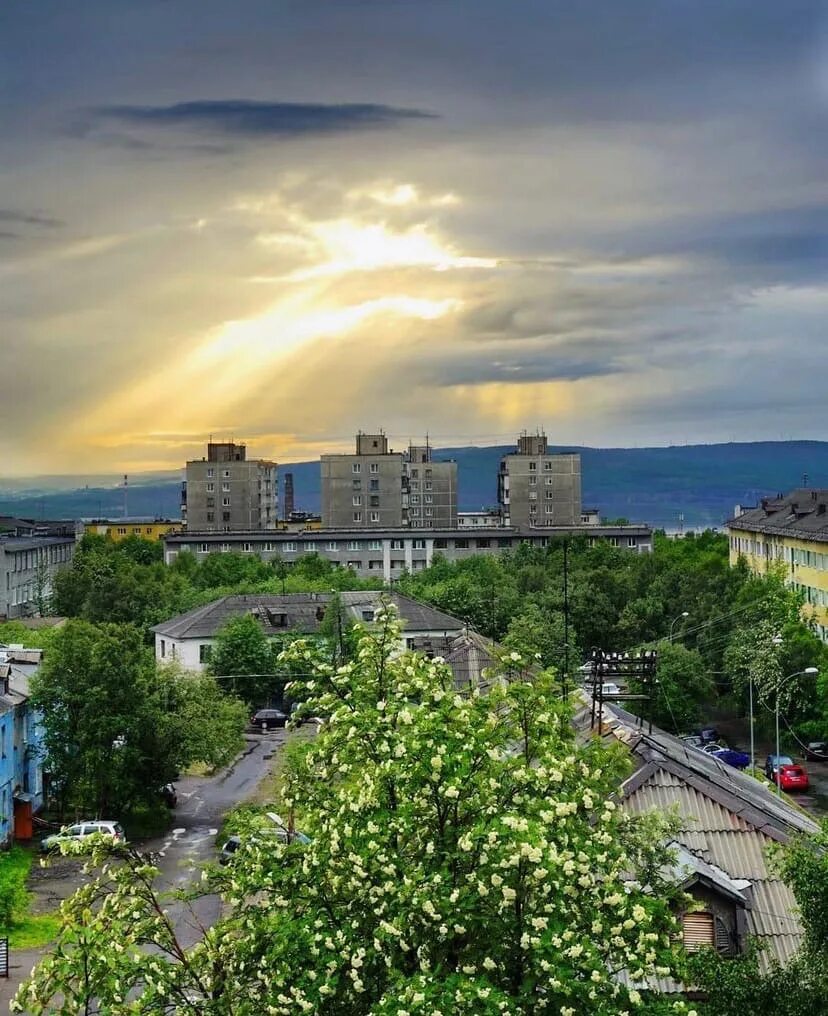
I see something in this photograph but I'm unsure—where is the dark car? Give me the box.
[218,827,310,865]
[697,727,720,745]
[160,784,177,808]
[804,741,828,760]
[250,708,287,730]
[765,754,794,780]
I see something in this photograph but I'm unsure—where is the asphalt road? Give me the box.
[0,730,287,1011]
[146,730,287,948]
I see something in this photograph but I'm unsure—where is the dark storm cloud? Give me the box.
[0,210,63,229]
[89,100,437,139]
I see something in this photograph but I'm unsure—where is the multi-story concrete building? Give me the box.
[0,536,75,619]
[403,443,457,529]
[727,489,828,641]
[162,522,653,583]
[183,442,277,532]
[321,433,405,529]
[498,433,581,528]
[320,433,458,530]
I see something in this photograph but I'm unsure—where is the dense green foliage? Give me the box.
[16,609,696,1014]
[50,534,380,638]
[400,532,828,737]
[30,620,247,816]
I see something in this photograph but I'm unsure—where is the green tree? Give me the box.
[31,620,246,816]
[630,642,713,733]
[209,613,279,706]
[17,608,694,1014]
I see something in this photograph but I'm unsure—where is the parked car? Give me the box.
[41,820,126,853]
[696,727,720,745]
[598,683,621,697]
[160,784,177,808]
[701,743,751,769]
[680,734,704,749]
[218,827,310,865]
[775,763,810,792]
[804,741,828,760]
[765,754,794,780]
[250,708,287,730]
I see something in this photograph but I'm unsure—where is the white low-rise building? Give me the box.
[151,591,466,672]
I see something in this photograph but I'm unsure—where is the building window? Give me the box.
[207,468,214,478]
[222,512,231,522]
[199,644,212,664]
[160,639,166,658]
[425,495,433,504]
[368,560,383,570]
[529,476,537,485]
[425,469,432,479]
[222,482,230,492]
[529,461,537,471]
[243,542,252,552]
[206,483,214,492]
[454,539,469,549]
[476,538,491,548]
[425,508,433,516]
[326,541,338,551]
[434,539,447,549]
[353,512,362,522]
[222,469,230,478]
[413,539,425,550]
[498,537,511,548]
[222,497,231,507]
[628,537,637,547]
[353,495,362,506]
[207,513,214,523]
[207,497,215,508]
[347,540,361,550]
[117,527,127,535]
[220,542,230,552]
[411,469,419,479]
[352,478,361,490]
[370,512,380,523]
[370,463,379,473]
[352,463,361,473]
[370,478,379,491]
[411,495,420,505]
[391,539,404,550]
[347,560,361,569]
[370,495,380,507]
[368,540,382,550]
[200,542,209,553]
[284,542,297,552]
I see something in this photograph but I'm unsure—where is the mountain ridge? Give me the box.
[2,440,827,530]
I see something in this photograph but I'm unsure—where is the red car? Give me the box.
[775,763,810,792]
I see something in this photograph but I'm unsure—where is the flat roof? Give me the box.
[165,524,652,542]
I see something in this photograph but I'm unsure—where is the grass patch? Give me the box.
[0,847,59,948]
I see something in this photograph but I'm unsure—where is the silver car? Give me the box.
[41,820,126,852]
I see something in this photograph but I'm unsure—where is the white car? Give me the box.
[598,683,621,696]
[41,820,126,852]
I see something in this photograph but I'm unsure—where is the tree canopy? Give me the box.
[16,607,698,1015]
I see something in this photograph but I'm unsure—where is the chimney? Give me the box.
[284,473,294,520]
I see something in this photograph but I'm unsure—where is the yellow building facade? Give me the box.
[87,519,183,542]
[728,490,828,642]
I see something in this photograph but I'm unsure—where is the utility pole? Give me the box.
[562,539,570,702]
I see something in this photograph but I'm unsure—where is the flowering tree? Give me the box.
[16,606,694,1015]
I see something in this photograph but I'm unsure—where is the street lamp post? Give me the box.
[669,611,689,641]
[773,666,819,796]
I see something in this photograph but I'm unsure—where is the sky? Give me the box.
[1,0,827,476]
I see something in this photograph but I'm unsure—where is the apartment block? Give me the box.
[321,433,405,529]
[0,536,75,619]
[728,489,828,641]
[404,444,457,529]
[498,433,581,527]
[183,442,277,532]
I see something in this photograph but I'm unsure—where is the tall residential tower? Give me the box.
[183,442,277,532]
[497,432,581,527]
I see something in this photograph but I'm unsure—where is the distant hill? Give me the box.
[2,441,827,530]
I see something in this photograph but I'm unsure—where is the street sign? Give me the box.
[0,937,9,977]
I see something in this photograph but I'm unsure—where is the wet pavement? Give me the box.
[0,730,288,1011]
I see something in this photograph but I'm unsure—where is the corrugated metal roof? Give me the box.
[678,830,775,879]
[625,781,754,832]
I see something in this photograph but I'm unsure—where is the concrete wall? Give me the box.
[406,460,457,528]
[499,453,581,528]
[185,459,277,532]
[320,454,405,528]
[0,538,75,619]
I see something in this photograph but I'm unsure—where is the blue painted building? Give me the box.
[0,646,45,844]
